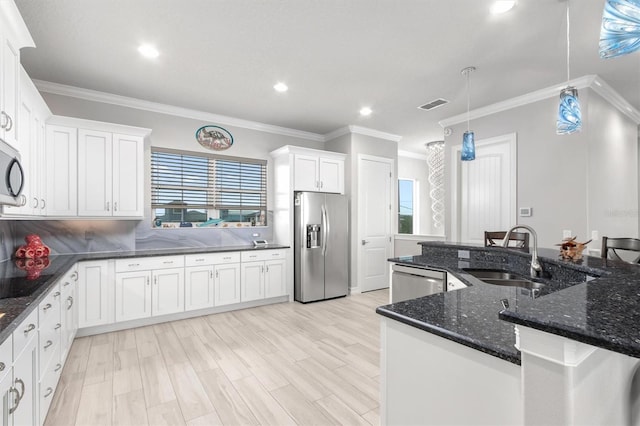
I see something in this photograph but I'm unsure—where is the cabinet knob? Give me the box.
[23,324,35,334]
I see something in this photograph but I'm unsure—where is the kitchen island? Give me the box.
[378,242,640,425]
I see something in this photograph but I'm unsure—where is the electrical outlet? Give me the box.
[591,230,599,241]
[252,233,260,237]
[562,230,572,239]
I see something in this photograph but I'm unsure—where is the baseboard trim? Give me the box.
[77,295,290,337]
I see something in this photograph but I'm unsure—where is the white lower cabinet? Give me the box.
[152,268,184,316]
[184,265,214,310]
[114,256,185,322]
[215,263,241,306]
[77,260,112,328]
[12,335,38,426]
[115,271,151,322]
[241,250,287,302]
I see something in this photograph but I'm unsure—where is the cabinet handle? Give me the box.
[0,362,5,371]
[41,199,46,209]
[146,277,150,286]
[54,363,62,372]
[32,197,38,208]
[43,303,52,311]
[215,270,219,278]
[5,114,12,132]
[114,202,118,212]
[8,387,19,414]
[195,258,205,262]
[44,340,53,349]
[55,323,61,330]
[0,111,6,129]
[106,201,110,211]
[162,261,173,264]
[223,256,231,260]
[54,291,61,298]
[64,281,70,287]
[44,387,53,398]
[24,323,35,334]
[128,263,140,267]
[14,377,24,404]
[71,272,78,281]
[266,266,269,273]
[67,296,74,309]
[261,266,265,273]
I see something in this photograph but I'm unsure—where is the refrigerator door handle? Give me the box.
[321,204,328,257]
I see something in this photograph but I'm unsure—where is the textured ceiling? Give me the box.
[14,0,640,153]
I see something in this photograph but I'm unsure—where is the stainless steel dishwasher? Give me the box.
[391,264,445,303]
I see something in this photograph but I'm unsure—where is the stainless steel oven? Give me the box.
[391,264,445,303]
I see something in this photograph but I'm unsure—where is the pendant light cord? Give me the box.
[466,70,470,133]
[566,0,571,83]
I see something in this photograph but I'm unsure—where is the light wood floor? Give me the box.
[44,289,389,426]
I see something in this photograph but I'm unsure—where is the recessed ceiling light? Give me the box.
[274,82,288,93]
[138,44,159,59]
[490,1,516,14]
[359,107,372,116]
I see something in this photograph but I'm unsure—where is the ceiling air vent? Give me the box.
[418,98,449,111]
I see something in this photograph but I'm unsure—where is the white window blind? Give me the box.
[151,148,266,212]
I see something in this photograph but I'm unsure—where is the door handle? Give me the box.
[362,240,369,245]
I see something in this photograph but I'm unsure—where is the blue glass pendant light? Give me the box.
[557,1,582,135]
[599,0,640,59]
[461,66,476,161]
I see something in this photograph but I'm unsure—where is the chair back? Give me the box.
[484,231,529,248]
[601,236,640,263]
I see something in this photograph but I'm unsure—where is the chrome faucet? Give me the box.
[503,225,543,278]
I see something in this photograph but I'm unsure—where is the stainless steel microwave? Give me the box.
[0,138,25,206]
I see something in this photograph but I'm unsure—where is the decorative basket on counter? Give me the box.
[558,236,591,260]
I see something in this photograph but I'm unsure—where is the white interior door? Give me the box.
[451,133,517,244]
[358,155,393,292]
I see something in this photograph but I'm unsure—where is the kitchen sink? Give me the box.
[463,269,521,280]
[464,269,545,290]
[480,278,545,290]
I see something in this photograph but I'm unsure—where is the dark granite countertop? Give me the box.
[0,244,289,344]
[377,241,640,365]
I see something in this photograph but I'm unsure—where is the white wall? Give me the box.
[445,88,638,250]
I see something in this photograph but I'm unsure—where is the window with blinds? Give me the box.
[151,148,267,227]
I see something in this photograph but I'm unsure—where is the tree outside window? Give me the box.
[398,179,415,234]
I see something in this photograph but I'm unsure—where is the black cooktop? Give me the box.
[0,274,55,299]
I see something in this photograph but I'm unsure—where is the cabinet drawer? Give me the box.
[241,249,287,263]
[0,335,12,382]
[59,266,79,294]
[185,252,240,266]
[39,345,62,423]
[39,284,61,326]
[115,255,184,272]
[13,308,38,358]
[38,323,61,379]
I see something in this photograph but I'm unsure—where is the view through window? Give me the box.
[398,179,415,234]
[151,148,267,228]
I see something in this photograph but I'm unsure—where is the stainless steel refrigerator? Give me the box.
[294,191,349,303]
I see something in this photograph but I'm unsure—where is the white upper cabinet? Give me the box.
[78,129,144,218]
[112,133,144,217]
[46,116,150,219]
[45,125,78,217]
[271,145,346,194]
[2,67,50,216]
[78,129,112,216]
[0,1,34,150]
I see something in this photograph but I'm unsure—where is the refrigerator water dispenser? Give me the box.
[307,224,321,248]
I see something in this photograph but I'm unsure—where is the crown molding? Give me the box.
[347,125,402,142]
[33,79,326,142]
[398,150,427,160]
[439,74,640,127]
[323,126,351,141]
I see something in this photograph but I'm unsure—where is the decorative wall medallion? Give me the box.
[195,125,234,151]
